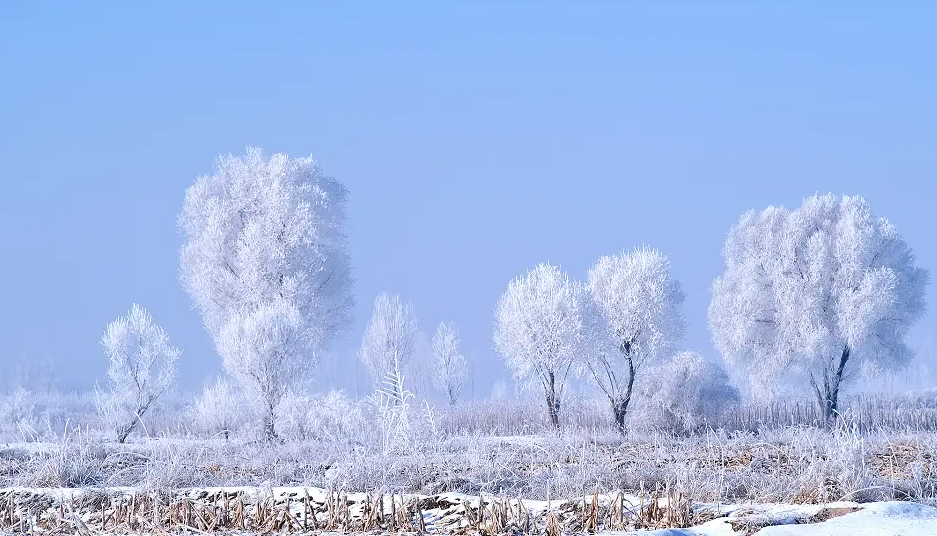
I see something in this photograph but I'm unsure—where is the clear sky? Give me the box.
[1,1,935,399]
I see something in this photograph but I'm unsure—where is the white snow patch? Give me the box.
[735,501,937,536]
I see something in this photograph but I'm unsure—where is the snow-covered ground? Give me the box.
[2,486,936,535]
[629,502,937,536]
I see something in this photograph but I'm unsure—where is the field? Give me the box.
[2,392,937,534]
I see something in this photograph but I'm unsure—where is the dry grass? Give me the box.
[0,484,898,535]
[2,426,935,509]
[0,391,935,535]
[0,486,718,535]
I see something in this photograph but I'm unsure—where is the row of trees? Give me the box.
[494,194,928,430]
[358,292,470,407]
[92,148,929,442]
[93,148,468,443]
[494,250,687,431]
[95,149,354,442]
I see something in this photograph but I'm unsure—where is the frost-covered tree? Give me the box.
[359,292,418,403]
[632,351,740,434]
[179,147,353,441]
[494,262,590,428]
[95,304,180,443]
[431,321,469,406]
[584,247,686,433]
[214,301,312,437]
[188,377,244,440]
[710,194,928,425]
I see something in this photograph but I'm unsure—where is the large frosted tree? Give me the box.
[709,194,928,425]
[584,247,686,433]
[431,321,469,406]
[494,262,589,428]
[178,147,353,441]
[359,292,418,404]
[95,304,180,443]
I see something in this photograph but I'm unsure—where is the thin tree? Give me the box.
[179,147,353,441]
[494,262,589,429]
[584,247,686,433]
[95,304,180,443]
[359,291,418,404]
[709,194,928,426]
[431,321,469,406]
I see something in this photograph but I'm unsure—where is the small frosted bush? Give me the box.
[0,387,40,441]
[188,377,246,440]
[277,389,368,443]
[632,351,740,434]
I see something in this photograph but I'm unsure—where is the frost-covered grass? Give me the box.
[2,388,936,515]
[2,426,935,507]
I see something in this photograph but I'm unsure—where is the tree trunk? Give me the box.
[117,405,148,443]
[262,399,279,442]
[544,371,560,429]
[116,420,136,443]
[609,356,636,435]
[545,392,560,429]
[812,345,850,428]
[611,397,629,435]
[816,390,836,427]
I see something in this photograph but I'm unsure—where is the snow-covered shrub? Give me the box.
[0,387,40,441]
[142,390,193,437]
[632,351,740,434]
[188,377,246,440]
[276,389,368,443]
[364,350,441,453]
[14,390,101,440]
[276,390,316,441]
[370,362,415,454]
[23,428,106,488]
[560,387,608,427]
[314,389,369,442]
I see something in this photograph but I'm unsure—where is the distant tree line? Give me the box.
[92,147,928,441]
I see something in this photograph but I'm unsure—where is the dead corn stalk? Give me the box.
[545,511,562,536]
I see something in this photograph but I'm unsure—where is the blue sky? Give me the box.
[1,1,935,399]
